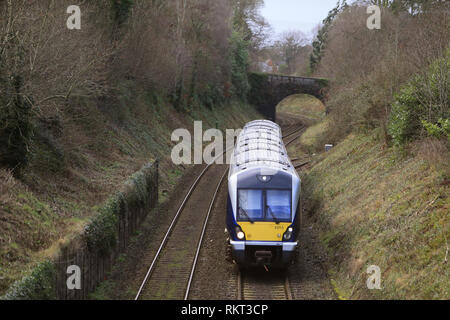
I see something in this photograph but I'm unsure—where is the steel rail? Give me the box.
[285,126,305,146]
[134,163,211,300]
[282,123,304,139]
[237,271,293,300]
[294,161,309,169]
[135,145,233,300]
[184,168,229,300]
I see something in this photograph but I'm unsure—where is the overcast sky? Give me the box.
[260,0,344,38]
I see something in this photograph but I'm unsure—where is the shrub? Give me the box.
[422,118,450,141]
[388,81,423,145]
[198,84,225,110]
[1,261,56,300]
[389,52,449,146]
[84,195,121,256]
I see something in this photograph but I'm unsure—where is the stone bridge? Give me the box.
[247,73,329,121]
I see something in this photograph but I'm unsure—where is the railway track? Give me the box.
[135,121,304,300]
[237,270,293,300]
[135,160,228,300]
[284,125,305,146]
[282,122,304,139]
[184,169,228,299]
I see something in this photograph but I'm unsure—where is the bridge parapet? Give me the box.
[267,74,320,86]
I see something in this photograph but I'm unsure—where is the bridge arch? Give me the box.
[247,73,329,121]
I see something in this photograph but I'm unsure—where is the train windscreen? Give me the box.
[238,189,264,221]
[266,190,291,222]
[238,189,291,222]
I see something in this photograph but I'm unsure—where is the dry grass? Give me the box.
[414,138,450,173]
[277,94,326,122]
[302,132,449,299]
[0,169,17,206]
[300,119,331,150]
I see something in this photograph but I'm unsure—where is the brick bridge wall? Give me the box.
[248,73,329,121]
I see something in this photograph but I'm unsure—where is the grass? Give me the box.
[88,280,116,300]
[0,173,62,294]
[277,94,328,159]
[300,119,331,149]
[282,95,448,299]
[302,131,449,299]
[282,91,447,300]
[277,94,326,122]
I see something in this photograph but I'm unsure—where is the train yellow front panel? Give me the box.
[239,222,291,241]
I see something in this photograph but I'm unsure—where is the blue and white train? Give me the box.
[226,120,301,268]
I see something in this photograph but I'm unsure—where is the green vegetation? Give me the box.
[0,176,60,294]
[300,119,330,150]
[1,162,157,300]
[247,72,270,108]
[389,51,449,146]
[88,279,116,300]
[85,162,156,257]
[422,119,450,141]
[2,0,446,301]
[230,30,250,100]
[2,261,56,300]
[0,95,260,296]
[311,2,448,148]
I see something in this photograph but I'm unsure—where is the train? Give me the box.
[226,120,301,269]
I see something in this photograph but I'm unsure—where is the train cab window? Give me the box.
[238,189,264,221]
[266,190,291,222]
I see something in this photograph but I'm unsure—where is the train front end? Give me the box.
[226,120,300,269]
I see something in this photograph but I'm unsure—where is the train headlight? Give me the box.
[257,175,272,183]
[283,227,294,241]
[235,226,245,240]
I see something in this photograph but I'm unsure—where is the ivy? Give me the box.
[84,162,157,256]
[84,195,121,256]
[229,31,250,100]
[1,261,56,300]
[247,72,270,107]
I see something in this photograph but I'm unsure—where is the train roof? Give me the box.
[229,120,298,178]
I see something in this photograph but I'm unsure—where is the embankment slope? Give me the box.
[303,133,449,299]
